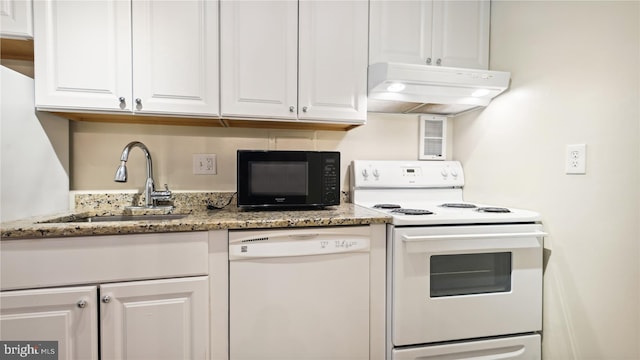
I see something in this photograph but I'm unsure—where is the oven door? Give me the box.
[391,224,545,346]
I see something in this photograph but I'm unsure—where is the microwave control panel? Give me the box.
[322,154,340,204]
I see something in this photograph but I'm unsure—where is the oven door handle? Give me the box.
[401,231,547,253]
[402,231,548,242]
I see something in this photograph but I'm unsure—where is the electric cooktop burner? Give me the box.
[391,208,434,215]
[477,207,511,213]
[440,203,477,208]
[373,204,402,209]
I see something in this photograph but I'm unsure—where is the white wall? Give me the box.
[453,2,640,359]
[69,112,432,192]
[0,66,69,222]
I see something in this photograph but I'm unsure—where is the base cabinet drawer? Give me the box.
[1,232,208,291]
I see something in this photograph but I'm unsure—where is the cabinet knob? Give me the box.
[102,295,112,304]
[436,58,442,66]
[77,300,87,308]
[302,106,308,113]
[135,98,142,105]
[289,106,295,112]
[426,58,432,65]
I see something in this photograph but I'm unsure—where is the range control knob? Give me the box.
[450,168,459,178]
[361,169,369,180]
[441,168,449,178]
[372,169,380,180]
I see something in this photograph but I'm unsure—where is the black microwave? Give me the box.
[237,150,340,209]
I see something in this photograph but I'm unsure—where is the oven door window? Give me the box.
[430,252,512,297]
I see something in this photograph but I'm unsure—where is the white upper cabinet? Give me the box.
[131,1,218,116]
[1,0,33,39]
[434,0,490,69]
[34,0,131,111]
[220,1,298,120]
[34,0,218,117]
[369,1,433,66]
[220,0,368,124]
[370,0,490,70]
[298,1,368,123]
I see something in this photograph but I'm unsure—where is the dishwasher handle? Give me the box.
[229,237,370,260]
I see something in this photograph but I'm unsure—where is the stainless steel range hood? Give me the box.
[367,62,511,115]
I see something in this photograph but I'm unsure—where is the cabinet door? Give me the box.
[220,1,298,120]
[298,1,368,123]
[0,286,99,360]
[132,0,219,116]
[369,0,434,65]
[0,0,33,39]
[432,0,490,69]
[100,276,209,360]
[34,0,132,111]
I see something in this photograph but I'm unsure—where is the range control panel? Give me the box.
[351,160,464,188]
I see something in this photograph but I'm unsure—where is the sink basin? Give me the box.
[41,214,187,223]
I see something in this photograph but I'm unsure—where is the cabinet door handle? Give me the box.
[289,106,295,112]
[77,300,87,308]
[102,295,112,304]
[426,57,432,65]
[436,58,442,66]
[135,98,142,105]
[119,97,126,104]
[302,106,308,113]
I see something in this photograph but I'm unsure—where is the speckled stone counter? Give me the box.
[1,192,391,239]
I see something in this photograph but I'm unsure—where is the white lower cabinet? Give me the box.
[0,232,210,359]
[0,277,209,360]
[101,276,209,360]
[0,286,99,359]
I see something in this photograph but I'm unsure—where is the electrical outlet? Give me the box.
[565,144,586,175]
[193,154,217,175]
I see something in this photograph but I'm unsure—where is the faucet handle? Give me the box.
[150,184,172,204]
[152,184,171,196]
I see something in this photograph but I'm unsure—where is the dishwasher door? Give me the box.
[229,226,371,360]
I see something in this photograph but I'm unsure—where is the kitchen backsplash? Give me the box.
[70,113,453,192]
[72,191,352,215]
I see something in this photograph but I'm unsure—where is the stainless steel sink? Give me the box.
[41,214,187,223]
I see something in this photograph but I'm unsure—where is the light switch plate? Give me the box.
[193,154,217,175]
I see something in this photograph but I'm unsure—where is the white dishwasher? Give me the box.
[229,226,371,360]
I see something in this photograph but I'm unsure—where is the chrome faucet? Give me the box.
[114,141,172,208]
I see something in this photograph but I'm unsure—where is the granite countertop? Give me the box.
[1,192,391,240]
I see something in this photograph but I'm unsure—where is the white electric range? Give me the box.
[351,160,546,360]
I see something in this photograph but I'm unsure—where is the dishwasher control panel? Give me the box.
[229,227,371,260]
